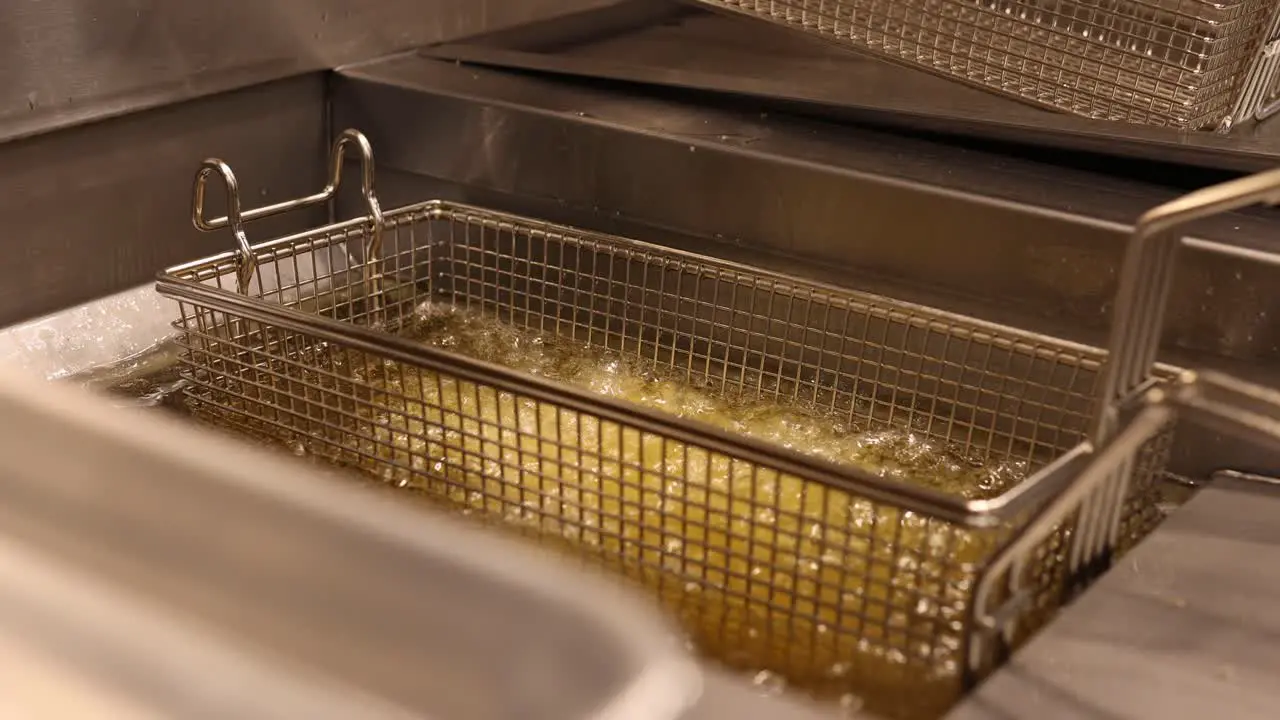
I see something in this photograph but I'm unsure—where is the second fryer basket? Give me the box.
[687,0,1280,131]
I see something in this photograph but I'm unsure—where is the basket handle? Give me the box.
[1084,167,1280,614]
[964,171,1280,682]
[1074,168,1280,637]
[191,128,385,294]
[1095,166,1280,444]
[970,369,1280,679]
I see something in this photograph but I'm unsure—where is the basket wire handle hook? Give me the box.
[191,128,385,296]
[192,160,256,294]
[967,167,1280,681]
[971,368,1280,679]
[1078,167,1280,573]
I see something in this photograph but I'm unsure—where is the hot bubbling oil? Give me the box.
[395,303,1028,499]
[325,302,1032,720]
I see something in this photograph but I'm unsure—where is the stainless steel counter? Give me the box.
[949,474,1280,720]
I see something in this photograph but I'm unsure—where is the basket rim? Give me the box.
[157,198,1163,528]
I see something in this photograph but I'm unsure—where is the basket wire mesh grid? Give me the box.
[689,0,1280,130]
[157,131,1174,720]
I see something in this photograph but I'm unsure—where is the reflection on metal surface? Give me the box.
[0,0,623,143]
[1212,469,1280,488]
[0,365,704,720]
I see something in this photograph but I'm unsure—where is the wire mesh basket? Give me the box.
[157,130,1187,720]
[688,0,1280,130]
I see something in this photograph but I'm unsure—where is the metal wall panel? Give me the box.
[0,0,622,143]
[0,76,328,325]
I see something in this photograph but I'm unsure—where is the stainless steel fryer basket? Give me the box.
[688,0,1280,131]
[157,130,1176,719]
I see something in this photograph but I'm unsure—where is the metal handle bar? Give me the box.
[190,129,385,294]
[971,368,1280,675]
[1068,167,1280,577]
[1096,166,1280,443]
[964,168,1280,680]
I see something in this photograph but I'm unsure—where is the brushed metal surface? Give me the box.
[0,534,420,720]
[0,366,704,720]
[0,0,622,143]
[0,75,328,326]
